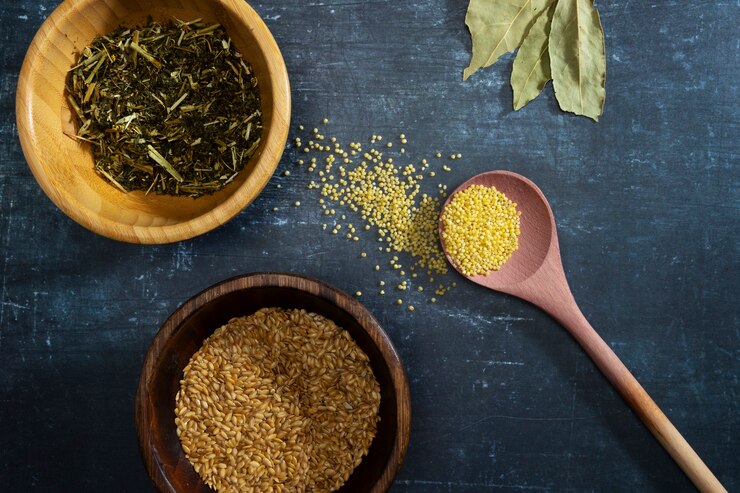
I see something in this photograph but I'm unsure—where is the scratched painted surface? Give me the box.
[1,0,738,491]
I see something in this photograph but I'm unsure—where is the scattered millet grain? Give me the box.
[291,122,463,307]
[175,308,380,493]
[440,184,521,276]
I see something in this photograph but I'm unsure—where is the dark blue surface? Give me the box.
[1,1,738,491]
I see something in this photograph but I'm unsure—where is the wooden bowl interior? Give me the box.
[18,0,287,240]
[145,286,399,492]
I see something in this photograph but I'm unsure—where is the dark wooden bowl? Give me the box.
[136,273,411,493]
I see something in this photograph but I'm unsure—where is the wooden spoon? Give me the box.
[438,170,726,493]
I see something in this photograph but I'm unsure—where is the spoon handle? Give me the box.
[554,304,727,493]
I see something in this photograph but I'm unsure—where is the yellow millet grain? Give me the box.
[318,159,448,276]
[441,184,521,276]
[292,123,470,306]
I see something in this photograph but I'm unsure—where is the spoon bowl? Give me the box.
[441,171,553,287]
[439,170,726,493]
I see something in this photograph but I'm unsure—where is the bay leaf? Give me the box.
[463,0,554,80]
[510,2,556,110]
[548,0,606,120]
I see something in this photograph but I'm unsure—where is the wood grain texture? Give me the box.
[441,171,727,493]
[16,0,291,243]
[1,1,738,492]
[136,273,411,493]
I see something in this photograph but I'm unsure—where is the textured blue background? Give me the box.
[1,1,738,491]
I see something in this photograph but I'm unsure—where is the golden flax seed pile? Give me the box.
[175,308,380,493]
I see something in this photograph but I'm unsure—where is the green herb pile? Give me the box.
[66,19,262,197]
[464,0,606,120]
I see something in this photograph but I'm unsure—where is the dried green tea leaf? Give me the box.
[463,0,553,80]
[549,0,606,120]
[65,19,262,197]
[510,2,556,110]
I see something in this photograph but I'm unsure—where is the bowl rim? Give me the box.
[15,0,291,244]
[135,272,412,493]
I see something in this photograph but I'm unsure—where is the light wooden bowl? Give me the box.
[136,273,411,492]
[16,0,290,243]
